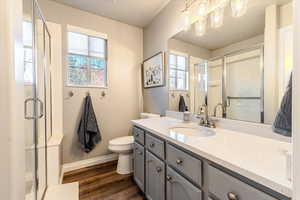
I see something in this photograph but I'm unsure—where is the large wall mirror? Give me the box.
[167,0,293,125]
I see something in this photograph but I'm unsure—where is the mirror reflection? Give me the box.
[167,0,293,124]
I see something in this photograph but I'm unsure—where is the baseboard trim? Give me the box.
[62,153,118,174]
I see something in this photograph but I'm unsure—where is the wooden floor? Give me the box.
[63,160,145,200]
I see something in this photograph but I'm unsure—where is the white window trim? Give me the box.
[168,51,189,91]
[66,25,109,88]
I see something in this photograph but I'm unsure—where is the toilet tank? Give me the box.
[140,113,161,119]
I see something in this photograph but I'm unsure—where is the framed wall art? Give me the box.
[143,52,165,88]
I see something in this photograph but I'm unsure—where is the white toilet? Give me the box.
[108,136,134,174]
[109,113,160,175]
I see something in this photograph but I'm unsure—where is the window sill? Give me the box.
[65,84,108,89]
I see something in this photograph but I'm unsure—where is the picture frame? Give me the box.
[143,52,165,88]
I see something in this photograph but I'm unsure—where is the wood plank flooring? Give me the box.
[63,160,145,200]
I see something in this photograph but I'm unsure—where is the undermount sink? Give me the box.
[169,124,216,137]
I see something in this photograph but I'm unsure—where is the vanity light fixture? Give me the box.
[231,0,248,17]
[181,0,248,36]
[183,9,191,31]
[198,0,210,16]
[210,6,224,28]
[195,17,207,36]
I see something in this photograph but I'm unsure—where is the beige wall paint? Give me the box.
[168,38,211,59]
[143,0,186,115]
[211,35,264,57]
[25,0,143,164]
[279,2,293,28]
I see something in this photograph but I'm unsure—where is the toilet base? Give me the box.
[116,153,133,175]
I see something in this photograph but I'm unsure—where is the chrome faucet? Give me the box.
[213,103,227,118]
[197,104,216,128]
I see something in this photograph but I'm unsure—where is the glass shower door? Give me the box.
[224,47,264,123]
[24,1,51,199]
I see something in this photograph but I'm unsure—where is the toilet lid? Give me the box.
[109,136,134,146]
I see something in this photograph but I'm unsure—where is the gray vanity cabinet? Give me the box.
[208,165,277,200]
[146,150,165,200]
[166,167,202,200]
[133,142,145,192]
[132,126,290,200]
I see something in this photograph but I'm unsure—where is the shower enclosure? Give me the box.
[24,1,52,199]
[195,45,264,123]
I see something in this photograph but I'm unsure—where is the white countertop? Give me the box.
[131,117,292,197]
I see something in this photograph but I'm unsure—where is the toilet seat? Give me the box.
[109,136,134,146]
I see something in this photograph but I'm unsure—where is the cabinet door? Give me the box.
[166,167,202,200]
[146,151,165,200]
[134,142,145,192]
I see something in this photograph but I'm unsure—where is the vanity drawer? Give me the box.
[166,144,202,186]
[146,134,165,159]
[166,166,202,200]
[133,126,145,145]
[208,165,277,200]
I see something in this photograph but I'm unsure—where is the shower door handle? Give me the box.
[24,98,44,119]
[36,98,44,119]
[24,98,35,120]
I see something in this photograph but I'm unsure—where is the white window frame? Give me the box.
[66,25,108,88]
[169,51,189,91]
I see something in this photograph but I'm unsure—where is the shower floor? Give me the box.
[62,160,145,200]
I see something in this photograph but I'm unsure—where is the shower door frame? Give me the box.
[31,0,52,199]
[203,44,265,123]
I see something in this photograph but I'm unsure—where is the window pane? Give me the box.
[177,56,186,70]
[24,62,33,83]
[23,21,32,47]
[91,69,106,86]
[177,71,186,79]
[90,57,106,70]
[89,37,106,58]
[169,54,176,65]
[170,64,177,69]
[68,68,89,85]
[177,78,185,90]
[24,48,32,63]
[169,77,176,89]
[68,32,88,55]
[169,69,176,78]
[68,55,88,68]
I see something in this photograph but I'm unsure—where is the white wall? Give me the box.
[0,0,25,199]
[24,0,143,164]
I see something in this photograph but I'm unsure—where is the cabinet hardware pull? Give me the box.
[227,192,238,200]
[156,167,162,173]
[176,159,183,165]
[166,175,172,182]
[150,142,155,148]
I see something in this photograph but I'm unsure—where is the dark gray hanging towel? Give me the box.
[273,73,292,137]
[179,95,186,112]
[77,95,101,153]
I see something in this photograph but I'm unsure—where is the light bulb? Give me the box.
[211,7,224,28]
[195,17,207,36]
[183,10,191,31]
[198,0,209,17]
[231,0,248,17]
